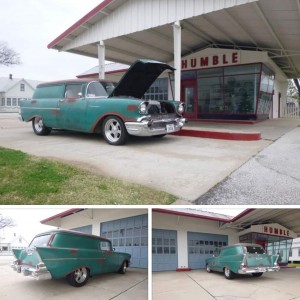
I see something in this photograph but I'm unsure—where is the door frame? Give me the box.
[181,79,198,119]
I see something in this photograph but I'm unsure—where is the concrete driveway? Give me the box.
[0,255,147,300]
[0,114,269,202]
[153,269,300,300]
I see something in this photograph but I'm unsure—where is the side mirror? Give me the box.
[78,92,83,98]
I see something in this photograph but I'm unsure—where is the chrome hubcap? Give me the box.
[34,117,43,132]
[74,267,88,283]
[105,119,121,142]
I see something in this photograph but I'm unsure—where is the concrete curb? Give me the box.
[172,128,261,141]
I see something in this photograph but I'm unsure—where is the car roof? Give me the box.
[35,229,110,242]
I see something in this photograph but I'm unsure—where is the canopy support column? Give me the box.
[173,21,181,101]
[98,41,105,79]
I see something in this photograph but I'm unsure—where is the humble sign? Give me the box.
[263,225,290,237]
[182,52,240,70]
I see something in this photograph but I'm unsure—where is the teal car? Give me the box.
[18,59,186,145]
[205,243,279,279]
[11,230,131,287]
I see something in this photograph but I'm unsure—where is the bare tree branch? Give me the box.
[0,214,16,230]
[0,41,21,66]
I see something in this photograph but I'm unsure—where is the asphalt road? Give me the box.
[0,114,269,202]
[197,126,300,205]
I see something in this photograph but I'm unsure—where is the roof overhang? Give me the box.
[48,0,300,79]
[154,208,300,237]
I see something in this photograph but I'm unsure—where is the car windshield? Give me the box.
[245,246,265,254]
[29,234,51,248]
[86,81,116,97]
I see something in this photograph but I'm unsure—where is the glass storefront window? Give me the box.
[224,74,259,114]
[239,232,293,265]
[198,76,223,113]
[257,65,275,116]
[144,78,168,101]
[185,63,275,119]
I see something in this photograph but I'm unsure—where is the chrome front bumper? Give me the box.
[11,261,52,280]
[238,266,280,274]
[125,117,186,137]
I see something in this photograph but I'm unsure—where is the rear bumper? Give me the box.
[238,266,280,274]
[11,260,52,280]
[125,117,186,137]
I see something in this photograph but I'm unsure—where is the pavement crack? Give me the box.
[184,272,216,299]
[108,277,147,300]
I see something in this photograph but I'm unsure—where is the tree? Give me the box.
[0,41,21,66]
[0,214,15,230]
[287,79,300,103]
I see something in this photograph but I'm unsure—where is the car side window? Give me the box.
[213,249,220,257]
[65,84,82,98]
[86,81,108,97]
[100,241,112,251]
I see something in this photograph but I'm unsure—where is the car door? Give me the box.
[100,240,121,272]
[56,83,88,131]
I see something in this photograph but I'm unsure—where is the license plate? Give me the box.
[166,124,175,132]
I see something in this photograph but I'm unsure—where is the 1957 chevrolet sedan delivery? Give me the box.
[11,230,131,287]
[18,59,186,145]
[205,243,279,279]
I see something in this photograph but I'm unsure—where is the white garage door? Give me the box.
[188,232,228,269]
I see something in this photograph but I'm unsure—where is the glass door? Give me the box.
[181,80,198,119]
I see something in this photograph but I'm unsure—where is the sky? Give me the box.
[0,0,102,81]
[0,207,66,242]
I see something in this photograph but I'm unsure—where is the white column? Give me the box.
[98,41,105,80]
[173,21,181,101]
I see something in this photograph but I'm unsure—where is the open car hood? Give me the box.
[109,59,175,98]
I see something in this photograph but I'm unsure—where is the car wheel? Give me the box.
[66,267,89,287]
[224,267,235,279]
[32,116,51,136]
[118,261,127,274]
[206,264,212,273]
[102,116,128,145]
[252,272,263,277]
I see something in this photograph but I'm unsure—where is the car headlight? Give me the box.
[139,102,147,114]
[177,103,184,114]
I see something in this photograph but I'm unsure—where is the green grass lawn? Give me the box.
[0,147,176,204]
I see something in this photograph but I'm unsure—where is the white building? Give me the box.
[152,208,299,271]
[289,237,300,263]
[0,75,41,113]
[48,0,300,122]
[0,233,29,253]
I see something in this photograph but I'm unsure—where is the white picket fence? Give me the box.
[283,105,300,119]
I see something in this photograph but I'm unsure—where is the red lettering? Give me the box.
[232,52,238,63]
[263,226,268,233]
[280,229,282,235]
[287,230,289,236]
[269,227,273,234]
[182,60,187,69]
[191,58,197,68]
[200,57,209,67]
[274,228,279,234]
[223,54,228,64]
[213,55,219,65]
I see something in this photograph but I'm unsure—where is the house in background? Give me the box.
[0,74,42,113]
[289,237,300,263]
[0,232,29,253]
